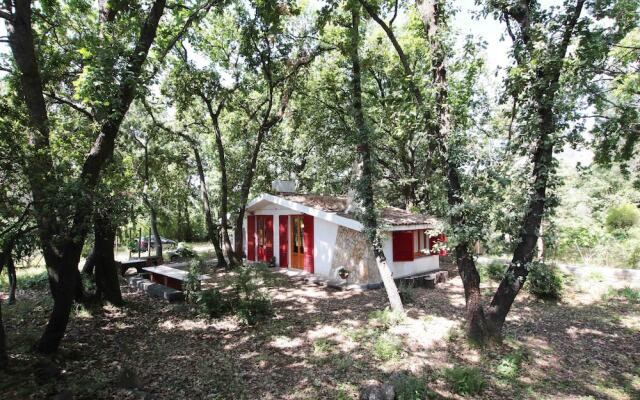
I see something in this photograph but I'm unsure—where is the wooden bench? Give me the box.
[142,264,210,291]
[397,270,448,289]
[119,255,163,276]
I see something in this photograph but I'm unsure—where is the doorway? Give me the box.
[290,215,304,269]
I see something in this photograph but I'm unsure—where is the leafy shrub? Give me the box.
[482,260,507,282]
[443,366,485,395]
[197,289,231,318]
[184,257,204,302]
[197,266,274,325]
[236,296,273,325]
[373,333,402,361]
[627,245,640,269]
[526,261,564,300]
[370,307,405,330]
[393,374,435,400]
[605,203,640,231]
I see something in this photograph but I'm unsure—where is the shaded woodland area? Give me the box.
[0,0,639,398]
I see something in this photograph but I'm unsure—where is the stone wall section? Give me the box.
[330,226,381,285]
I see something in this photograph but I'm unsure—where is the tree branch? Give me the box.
[44,92,94,120]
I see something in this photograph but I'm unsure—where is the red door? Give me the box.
[303,214,314,273]
[256,215,273,262]
[247,215,256,261]
[279,215,288,267]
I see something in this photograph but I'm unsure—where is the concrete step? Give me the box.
[126,276,184,302]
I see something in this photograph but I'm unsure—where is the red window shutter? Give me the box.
[392,231,414,262]
[279,215,288,267]
[265,215,274,261]
[247,215,256,261]
[303,214,314,273]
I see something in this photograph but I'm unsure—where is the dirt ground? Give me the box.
[1,265,639,399]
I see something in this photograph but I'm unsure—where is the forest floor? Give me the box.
[1,261,639,400]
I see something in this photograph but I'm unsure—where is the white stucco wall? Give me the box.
[313,217,339,277]
[381,233,439,279]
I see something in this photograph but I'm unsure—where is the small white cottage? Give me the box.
[244,193,447,288]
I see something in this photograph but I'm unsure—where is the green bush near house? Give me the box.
[196,266,273,325]
[197,289,232,318]
[236,296,273,325]
[443,365,485,396]
[526,261,564,300]
[605,203,640,232]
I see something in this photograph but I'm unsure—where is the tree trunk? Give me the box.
[205,98,242,266]
[192,146,226,267]
[486,0,585,333]
[147,201,163,258]
[183,199,193,242]
[82,246,96,275]
[93,212,123,305]
[349,4,403,313]
[232,127,268,262]
[6,253,17,305]
[36,251,81,354]
[0,300,7,370]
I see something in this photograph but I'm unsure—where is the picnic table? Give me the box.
[142,263,210,291]
[119,255,163,276]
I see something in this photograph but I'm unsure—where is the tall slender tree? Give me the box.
[348,1,404,313]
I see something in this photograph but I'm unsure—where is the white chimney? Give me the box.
[272,180,297,194]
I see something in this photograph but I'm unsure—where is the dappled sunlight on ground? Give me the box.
[1,265,639,399]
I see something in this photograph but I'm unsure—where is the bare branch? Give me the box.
[44,92,94,120]
[0,9,12,20]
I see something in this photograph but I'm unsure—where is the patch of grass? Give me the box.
[443,365,485,396]
[445,327,462,343]
[332,355,354,375]
[604,287,640,302]
[495,348,527,380]
[1,265,48,289]
[345,327,377,342]
[393,374,436,400]
[586,271,605,282]
[312,338,332,355]
[372,333,402,361]
[73,304,93,319]
[369,307,405,330]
